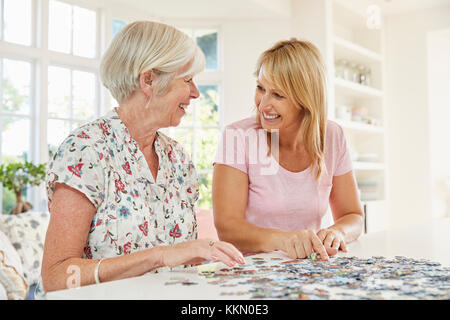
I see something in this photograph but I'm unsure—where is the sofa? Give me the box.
[0,209,218,300]
[0,211,50,300]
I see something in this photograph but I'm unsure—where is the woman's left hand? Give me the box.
[316,228,348,256]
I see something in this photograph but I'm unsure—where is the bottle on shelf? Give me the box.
[365,68,372,87]
[350,62,359,83]
[358,64,367,85]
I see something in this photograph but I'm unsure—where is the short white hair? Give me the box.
[100,21,205,103]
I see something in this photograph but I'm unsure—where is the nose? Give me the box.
[190,81,200,99]
[257,92,271,112]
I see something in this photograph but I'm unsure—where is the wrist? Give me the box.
[152,245,168,269]
[266,229,287,252]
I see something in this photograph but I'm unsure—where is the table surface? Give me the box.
[46,218,450,300]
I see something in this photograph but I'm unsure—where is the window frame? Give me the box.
[164,22,225,209]
[0,0,103,213]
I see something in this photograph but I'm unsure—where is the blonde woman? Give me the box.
[213,39,364,261]
[37,21,244,297]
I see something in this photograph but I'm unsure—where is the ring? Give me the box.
[208,240,215,247]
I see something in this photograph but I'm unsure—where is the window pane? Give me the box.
[197,85,219,126]
[170,128,193,159]
[198,172,212,210]
[72,70,96,120]
[73,6,96,58]
[48,66,71,118]
[49,0,72,54]
[2,59,31,115]
[178,102,194,127]
[112,18,127,38]
[196,128,219,170]
[1,117,31,162]
[47,119,71,157]
[3,0,32,46]
[196,30,218,71]
[1,116,31,214]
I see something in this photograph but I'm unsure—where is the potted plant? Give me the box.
[0,161,46,214]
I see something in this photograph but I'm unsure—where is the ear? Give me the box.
[139,70,155,93]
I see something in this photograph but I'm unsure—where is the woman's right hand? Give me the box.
[160,239,245,268]
[275,229,330,261]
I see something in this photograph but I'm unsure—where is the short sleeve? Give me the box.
[213,125,248,174]
[46,134,105,210]
[334,124,353,176]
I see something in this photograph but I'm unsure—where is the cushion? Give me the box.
[0,250,28,299]
[0,211,50,285]
[0,282,7,300]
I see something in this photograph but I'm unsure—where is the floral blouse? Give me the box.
[36,108,199,297]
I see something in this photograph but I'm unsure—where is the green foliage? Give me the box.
[0,161,46,193]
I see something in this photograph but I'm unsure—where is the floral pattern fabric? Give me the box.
[36,108,199,298]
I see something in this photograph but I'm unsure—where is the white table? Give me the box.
[46,218,450,300]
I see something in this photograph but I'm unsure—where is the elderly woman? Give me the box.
[213,39,364,261]
[37,21,244,296]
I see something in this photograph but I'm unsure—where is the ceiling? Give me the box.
[335,0,450,15]
[110,0,450,19]
[109,0,291,20]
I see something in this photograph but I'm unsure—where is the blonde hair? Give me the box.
[100,21,205,103]
[255,38,328,180]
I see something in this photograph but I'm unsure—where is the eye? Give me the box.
[256,85,264,92]
[185,77,193,83]
[273,92,285,99]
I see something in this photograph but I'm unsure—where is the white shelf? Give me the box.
[353,161,385,171]
[334,119,385,134]
[333,36,382,64]
[334,77,383,98]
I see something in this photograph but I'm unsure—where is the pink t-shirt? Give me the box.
[213,116,353,232]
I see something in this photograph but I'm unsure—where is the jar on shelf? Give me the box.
[358,64,367,85]
[339,59,350,81]
[365,68,372,87]
[335,59,345,79]
[350,62,359,83]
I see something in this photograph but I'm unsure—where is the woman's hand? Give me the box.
[160,239,245,268]
[317,228,348,256]
[276,230,330,261]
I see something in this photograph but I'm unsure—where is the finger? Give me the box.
[210,248,235,267]
[294,239,306,259]
[326,246,338,256]
[215,241,245,264]
[316,229,327,242]
[332,237,340,250]
[340,240,348,252]
[283,239,297,259]
[303,239,313,258]
[323,234,334,249]
[310,234,329,260]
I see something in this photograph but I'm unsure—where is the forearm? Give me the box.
[217,218,283,253]
[42,246,165,293]
[328,213,364,243]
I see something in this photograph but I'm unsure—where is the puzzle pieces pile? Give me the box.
[195,255,450,300]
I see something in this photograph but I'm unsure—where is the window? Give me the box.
[0,0,100,214]
[0,0,32,46]
[112,18,127,38]
[167,28,222,210]
[48,0,97,58]
[47,65,97,156]
[0,58,32,213]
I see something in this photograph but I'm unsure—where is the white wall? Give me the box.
[385,4,450,228]
[428,29,450,219]
[222,19,291,125]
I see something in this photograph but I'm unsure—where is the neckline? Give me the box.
[264,131,312,177]
[111,107,163,185]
